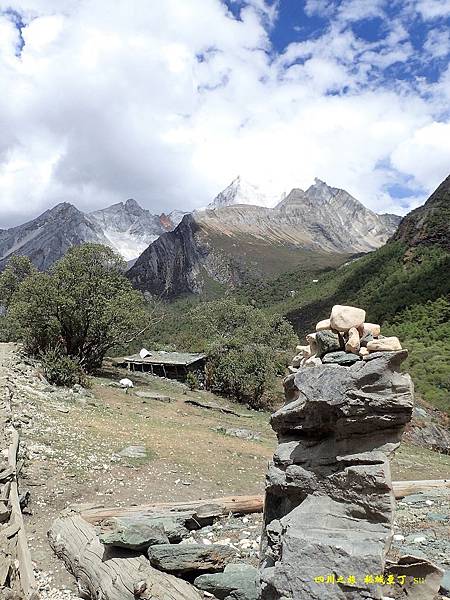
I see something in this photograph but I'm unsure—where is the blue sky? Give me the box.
[0,0,449,224]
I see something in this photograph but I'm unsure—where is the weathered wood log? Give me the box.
[81,480,450,525]
[184,399,250,417]
[392,478,450,498]
[7,427,38,599]
[48,515,203,600]
[81,495,264,524]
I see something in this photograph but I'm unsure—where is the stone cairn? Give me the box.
[260,305,414,600]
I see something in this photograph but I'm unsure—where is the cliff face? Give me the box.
[126,214,208,297]
[391,174,450,250]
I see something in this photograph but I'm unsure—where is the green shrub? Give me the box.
[185,371,199,390]
[207,344,279,409]
[7,244,148,371]
[40,347,86,387]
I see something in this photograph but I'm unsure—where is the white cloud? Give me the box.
[337,0,386,23]
[0,0,448,227]
[424,28,450,58]
[391,122,450,188]
[416,0,450,19]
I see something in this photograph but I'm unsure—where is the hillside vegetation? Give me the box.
[144,175,450,414]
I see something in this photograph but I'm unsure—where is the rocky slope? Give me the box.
[89,199,185,261]
[391,174,450,250]
[0,200,185,270]
[0,203,108,271]
[252,173,449,415]
[127,179,401,298]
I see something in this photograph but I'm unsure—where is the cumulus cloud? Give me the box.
[424,28,450,58]
[416,0,450,20]
[0,0,449,227]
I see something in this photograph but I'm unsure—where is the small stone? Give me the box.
[292,354,303,368]
[359,347,369,357]
[216,427,261,441]
[428,513,448,522]
[393,534,405,542]
[304,356,322,368]
[359,331,374,347]
[441,570,450,595]
[305,334,318,355]
[402,494,428,505]
[315,330,342,358]
[135,391,172,403]
[345,327,360,354]
[330,305,366,331]
[288,366,298,374]
[322,351,361,366]
[363,323,381,337]
[316,319,331,331]
[413,536,427,543]
[367,337,402,352]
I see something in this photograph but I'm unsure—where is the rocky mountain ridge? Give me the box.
[0,200,185,270]
[391,174,450,250]
[128,179,401,298]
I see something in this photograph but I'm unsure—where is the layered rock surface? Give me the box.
[260,350,414,599]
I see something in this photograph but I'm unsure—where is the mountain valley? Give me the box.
[127,178,401,297]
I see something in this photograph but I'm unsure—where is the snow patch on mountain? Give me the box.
[208,176,283,209]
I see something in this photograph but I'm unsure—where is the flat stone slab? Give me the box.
[118,445,147,458]
[322,350,361,365]
[147,543,236,574]
[99,516,169,550]
[135,391,173,403]
[215,427,261,441]
[195,563,260,600]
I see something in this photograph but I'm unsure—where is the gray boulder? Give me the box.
[315,330,343,358]
[194,563,260,600]
[98,516,169,550]
[260,351,414,600]
[100,514,191,545]
[148,543,236,574]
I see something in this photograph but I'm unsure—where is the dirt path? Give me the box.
[11,361,274,592]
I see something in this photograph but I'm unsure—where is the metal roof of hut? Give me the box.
[121,351,206,366]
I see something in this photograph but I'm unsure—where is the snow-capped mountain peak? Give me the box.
[208,176,282,209]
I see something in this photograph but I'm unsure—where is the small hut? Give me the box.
[114,351,207,382]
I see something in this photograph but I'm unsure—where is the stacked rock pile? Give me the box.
[290,304,403,370]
